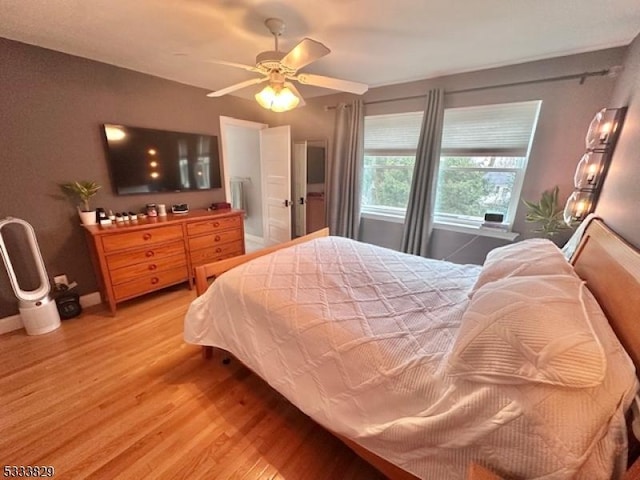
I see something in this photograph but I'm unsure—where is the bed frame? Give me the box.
[570,219,640,368]
[193,220,640,480]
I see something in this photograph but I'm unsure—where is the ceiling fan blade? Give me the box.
[280,38,330,71]
[206,77,267,97]
[296,73,368,95]
[205,59,261,73]
[284,82,306,108]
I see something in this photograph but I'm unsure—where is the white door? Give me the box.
[293,141,307,237]
[261,126,292,246]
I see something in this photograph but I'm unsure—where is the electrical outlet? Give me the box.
[54,274,68,286]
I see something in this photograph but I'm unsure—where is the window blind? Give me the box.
[442,101,541,156]
[364,100,540,157]
[364,112,423,154]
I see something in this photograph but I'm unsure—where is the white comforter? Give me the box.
[184,237,636,479]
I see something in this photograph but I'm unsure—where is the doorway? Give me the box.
[292,140,327,237]
[220,116,292,251]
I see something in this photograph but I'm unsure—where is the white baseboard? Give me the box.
[245,234,264,245]
[79,292,102,309]
[0,291,102,335]
[0,314,23,336]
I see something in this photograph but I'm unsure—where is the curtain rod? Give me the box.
[324,68,617,110]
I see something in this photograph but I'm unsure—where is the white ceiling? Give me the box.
[1,0,639,100]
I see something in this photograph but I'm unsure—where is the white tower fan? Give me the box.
[0,217,61,335]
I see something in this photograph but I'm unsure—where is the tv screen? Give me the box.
[101,124,222,195]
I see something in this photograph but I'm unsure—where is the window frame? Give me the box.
[360,101,541,237]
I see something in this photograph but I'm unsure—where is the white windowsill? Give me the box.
[361,211,519,241]
[361,211,406,224]
[433,221,520,241]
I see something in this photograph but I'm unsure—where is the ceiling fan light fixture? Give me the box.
[206,18,367,102]
[255,84,300,112]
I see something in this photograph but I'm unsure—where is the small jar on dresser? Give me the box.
[83,209,245,314]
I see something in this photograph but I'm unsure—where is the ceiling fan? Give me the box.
[206,18,368,111]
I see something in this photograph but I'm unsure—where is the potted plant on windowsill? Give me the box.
[60,181,101,226]
[522,185,569,239]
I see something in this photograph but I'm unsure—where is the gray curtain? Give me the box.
[401,88,445,256]
[327,100,364,239]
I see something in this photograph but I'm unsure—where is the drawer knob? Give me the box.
[145,251,155,258]
[148,264,157,271]
[151,277,159,285]
[143,233,152,241]
[214,235,221,242]
[213,222,220,227]
[216,247,222,253]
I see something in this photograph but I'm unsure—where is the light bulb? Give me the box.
[255,85,277,109]
[564,190,595,225]
[599,121,613,144]
[270,87,300,112]
[255,84,300,112]
[585,108,623,150]
[573,152,603,189]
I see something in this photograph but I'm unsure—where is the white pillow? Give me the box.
[448,275,606,388]
[470,238,575,297]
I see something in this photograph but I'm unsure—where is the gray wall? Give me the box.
[0,38,269,317]
[596,32,640,248]
[358,218,404,251]
[273,48,626,264]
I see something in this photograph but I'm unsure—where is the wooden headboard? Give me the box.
[571,219,640,371]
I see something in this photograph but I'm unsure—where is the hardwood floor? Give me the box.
[0,285,385,480]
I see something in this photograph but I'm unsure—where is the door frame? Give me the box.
[293,140,308,237]
[219,116,268,205]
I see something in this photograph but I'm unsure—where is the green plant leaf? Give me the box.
[59,180,101,211]
[521,185,569,238]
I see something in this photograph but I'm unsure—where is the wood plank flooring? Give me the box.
[0,285,385,480]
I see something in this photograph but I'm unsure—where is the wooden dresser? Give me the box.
[84,209,245,314]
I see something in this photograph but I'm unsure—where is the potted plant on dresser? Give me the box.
[59,180,101,226]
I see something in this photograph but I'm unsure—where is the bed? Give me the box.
[184,220,640,479]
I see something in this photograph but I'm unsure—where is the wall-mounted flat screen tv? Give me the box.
[102,124,222,195]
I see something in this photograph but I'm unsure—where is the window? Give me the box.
[435,101,541,227]
[362,112,422,219]
[361,101,541,230]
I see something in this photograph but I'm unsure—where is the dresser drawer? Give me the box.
[188,228,243,251]
[187,215,242,236]
[190,240,244,267]
[109,253,187,285]
[85,209,246,314]
[102,225,183,253]
[106,240,185,271]
[113,265,188,301]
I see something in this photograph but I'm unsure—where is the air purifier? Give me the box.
[0,217,61,335]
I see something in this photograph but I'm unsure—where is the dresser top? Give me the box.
[83,208,244,236]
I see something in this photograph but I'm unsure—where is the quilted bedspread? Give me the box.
[184,237,637,479]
